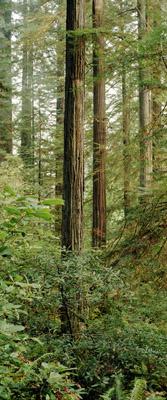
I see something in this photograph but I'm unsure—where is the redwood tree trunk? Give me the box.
[62,0,85,252]
[92,0,106,248]
[138,0,152,193]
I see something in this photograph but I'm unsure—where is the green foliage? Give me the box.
[1,190,167,399]
[128,379,146,400]
[0,186,81,400]
[12,238,167,399]
[100,374,125,400]
[0,185,65,256]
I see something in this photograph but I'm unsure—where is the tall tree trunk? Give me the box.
[138,0,152,193]
[0,0,12,161]
[21,0,32,166]
[62,0,85,252]
[92,0,106,248]
[55,20,65,235]
[30,0,35,183]
[38,107,42,203]
[122,63,131,218]
[152,0,162,177]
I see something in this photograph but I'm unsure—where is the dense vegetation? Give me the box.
[1,181,167,400]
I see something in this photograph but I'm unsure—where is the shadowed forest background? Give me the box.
[1,0,167,399]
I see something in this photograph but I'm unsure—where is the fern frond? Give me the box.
[128,378,146,400]
[148,394,165,400]
[100,387,115,400]
[115,374,123,400]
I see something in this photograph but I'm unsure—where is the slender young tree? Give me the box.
[0,0,12,161]
[92,0,106,247]
[62,0,85,252]
[138,0,152,193]
[55,13,65,234]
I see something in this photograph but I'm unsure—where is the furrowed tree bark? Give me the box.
[62,0,85,252]
[92,0,106,248]
[138,0,152,194]
[0,0,12,161]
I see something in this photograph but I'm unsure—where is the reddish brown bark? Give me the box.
[92,0,106,247]
[62,0,85,252]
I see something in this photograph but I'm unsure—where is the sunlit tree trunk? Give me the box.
[62,0,85,252]
[0,0,12,161]
[92,0,106,247]
[138,0,152,193]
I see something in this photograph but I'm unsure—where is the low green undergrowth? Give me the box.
[1,186,167,399]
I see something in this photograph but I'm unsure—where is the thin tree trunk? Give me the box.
[92,0,106,248]
[152,0,162,177]
[122,63,131,218]
[38,108,42,203]
[62,0,85,252]
[138,0,152,193]
[55,22,65,235]
[21,0,32,166]
[30,0,35,185]
[0,0,12,161]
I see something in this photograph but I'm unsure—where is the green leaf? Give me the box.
[0,232,8,240]
[42,198,64,206]
[5,186,15,196]
[38,208,50,213]
[0,319,25,334]
[31,337,44,345]
[41,362,50,369]
[2,222,14,228]
[14,281,40,288]
[13,275,23,282]
[33,211,53,221]
[4,207,21,216]
[0,246,12,255]
[16,196,27,202]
